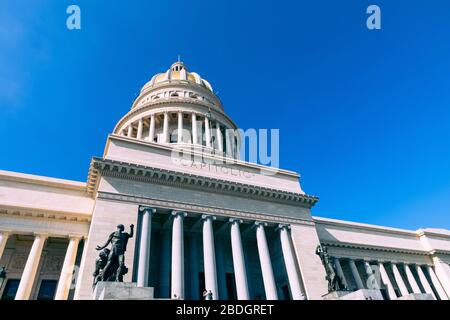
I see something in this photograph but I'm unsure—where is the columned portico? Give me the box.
[149,114,155,142]
[415,264,437,299]
[202,215,218,300]
[0,231,11,259]
[404,264,421,294]
[255,222,278,300]
[178,112,184,143]
[216,122,223,152]
[137,118,143,140]
[378,262,397,299]
[278,225,304,300]
[137,207,156,287]
[163,112,169,143]
[15,233,48,300]
[333,258,348,289]
[391,263,409,296]
[55,235,82,300]
[171,211,187,299]
[191,113,198,145]
[229,218,250,300]
[348,259,364,290]
[205,117,211,148]
[426,265,449,300]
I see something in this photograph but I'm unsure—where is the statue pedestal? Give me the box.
[323,289,384,300]
[93,282,155,300]
[396,293,434,300]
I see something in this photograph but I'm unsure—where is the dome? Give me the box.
[141,61,213,93]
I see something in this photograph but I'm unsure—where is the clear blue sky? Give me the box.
[1,1,449,230]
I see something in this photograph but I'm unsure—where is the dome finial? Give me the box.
[177,54,181,63]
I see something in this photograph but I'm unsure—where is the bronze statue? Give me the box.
[315,244,347,292]
[93,248,110,288]
[93,224,134,287]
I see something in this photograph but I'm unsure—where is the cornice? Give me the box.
[0,170,87,193]
[0,204,91,223]
[313,216,417,238]
[321,240,432,257]
[87,157,318,208]
[97,191,316,227]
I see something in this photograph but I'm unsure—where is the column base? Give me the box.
[322,289,384,300]
[92,282,155,300]
[396,293,434,300]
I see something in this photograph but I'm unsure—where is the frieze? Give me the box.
[97,191,316,227]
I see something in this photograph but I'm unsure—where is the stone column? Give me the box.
[127,124,133,137]
[225,129,233,158]
[178,112,184,143]
[137,118,143,140]
[205,117,211,148]
[348,259,364,290]
[0,231,11,259]
[391,263,409,296]
[230,218,250,300]
[15,233,48,300]
[378,262,397,300]
[364,261,379,289]
[426,265,449,300]
[149,114,155,142]
[163,112,169,143]
[432,256,450,298]
[278,225,304,300]
[404,264,421,294]
[192,113,198,145]
[188,235,200,300]
[216,122,223,152]
[137,207,156,287]
[415,265,437,300]
[202,215,218,300]
[55,235,81,300]
[333,258,349,289]
[171,211,186,299]
[254,222,278,300]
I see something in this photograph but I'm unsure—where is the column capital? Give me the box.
[201,214,216,221]
[229,218,243,225]
[0,230,13,236]
[276,224,291,232]
[68,234,83,241]
[139,206,157,214]
[253,221,268,228]
[172,211,187,218]
[33,233,49,239]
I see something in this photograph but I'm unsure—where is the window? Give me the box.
[36,280,57,300]
[1,279,20,300]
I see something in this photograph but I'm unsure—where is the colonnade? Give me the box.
[333,257,449,300]
[136,207,305,300]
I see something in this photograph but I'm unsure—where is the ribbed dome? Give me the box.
[141,61,213,93]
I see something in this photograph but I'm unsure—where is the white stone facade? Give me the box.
[0,61,449,300]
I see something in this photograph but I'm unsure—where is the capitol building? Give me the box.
[0,61,449,301]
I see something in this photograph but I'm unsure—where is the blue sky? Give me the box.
[1,1,449,230]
